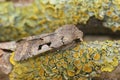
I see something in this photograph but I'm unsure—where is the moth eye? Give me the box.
[38,42,51,50]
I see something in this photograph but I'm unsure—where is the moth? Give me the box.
[0,25,83,61]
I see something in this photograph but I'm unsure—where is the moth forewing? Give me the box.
[14,24,83,61]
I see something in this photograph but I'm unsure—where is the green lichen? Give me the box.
[0,0,120,41]
[9,40,120,80]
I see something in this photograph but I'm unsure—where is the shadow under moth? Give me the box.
[0,25,83,74]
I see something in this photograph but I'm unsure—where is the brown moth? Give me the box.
[14,24,83,61]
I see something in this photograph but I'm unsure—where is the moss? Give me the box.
[9,40,120,80]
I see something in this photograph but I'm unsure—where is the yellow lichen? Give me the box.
[101,65,114,72]
[1,0,120,41]
[74,59,81,66]
[111,57,119,67]
[83,64,92,73]
[9,52,16,66]
[81,57,86,63]
[67,70,75,77]
[78,77,88,80]
[9,41,120,80]
[93,53,101,61]
[73,53,79,58]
